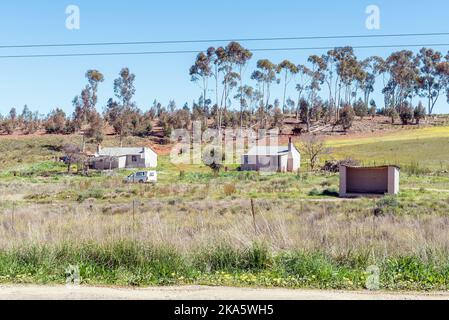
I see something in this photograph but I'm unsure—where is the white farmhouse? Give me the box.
[91,145,158,170]
[241,138,301,173]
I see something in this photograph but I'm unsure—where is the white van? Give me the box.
[125,171,158,184]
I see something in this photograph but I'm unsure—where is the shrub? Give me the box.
[414,102,426,125]
[374,195,399,216]
[223,183,237,196]
[369,99,377,118]
[340,105,355,131]
[385,106,399,124]
[308,188,321,196]
[399,103,414,125]
[77,188,105,202]
[354,99,368,120]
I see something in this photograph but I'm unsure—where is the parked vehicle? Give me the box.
[125,171,157,184]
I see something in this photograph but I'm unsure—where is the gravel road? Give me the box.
[1,285,448,300]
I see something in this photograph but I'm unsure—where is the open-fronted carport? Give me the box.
[339,165,400,197]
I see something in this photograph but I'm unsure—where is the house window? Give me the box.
[132,156,138,162]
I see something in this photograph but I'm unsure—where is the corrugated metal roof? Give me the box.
[244,146,290,156]
[98,147,145,157]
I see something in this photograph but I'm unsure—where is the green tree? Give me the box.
[226,42,253,127]
[190,52,212,110]
[111,68,138,145]
[416,48,444,115]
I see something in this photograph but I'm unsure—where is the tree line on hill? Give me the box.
[0,43,448,141]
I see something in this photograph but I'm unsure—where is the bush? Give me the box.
[321,158,360,173]
[414,102,426,125]
[223,183,237,196]
[354,99,368,120]
[340,105,355,131]
[385,106,399,124]
[374,195,400,216]
[77,188,105,202]
[399,103,414,125]
[369,99,377,118]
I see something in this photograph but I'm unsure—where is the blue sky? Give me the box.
[0,0,448,116]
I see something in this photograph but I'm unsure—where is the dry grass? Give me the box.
[2,199,449,262]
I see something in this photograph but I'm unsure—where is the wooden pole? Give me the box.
[250,199,257,234]
[11,202,15,232]
[132,199,136,238]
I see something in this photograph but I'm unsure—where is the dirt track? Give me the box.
[1,285,448,300]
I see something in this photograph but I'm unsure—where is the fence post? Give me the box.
[11,202,15,232]
[250,199,257,235]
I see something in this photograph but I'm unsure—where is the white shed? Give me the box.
[91,146,158,170]
[241,138,301,173]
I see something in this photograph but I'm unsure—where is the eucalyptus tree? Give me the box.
[438,53,449,106]
[252,59,278,111]
[327,47,360,111]
[251,70,265,107]
[371,56,392,109]
[110,68,138,146]
[277,60,299,113]
[337,50,365,106]
[190,52,212,110]
[114,68,136,110]
[295,64,312,120]
[416,48,445,115]
[211,45,240,128]
[225,42,253,126]
[86,70,104,112]
[205,47,223,129]
[306,55,326,119]
[357,58,377,107]
[384,50,420,109]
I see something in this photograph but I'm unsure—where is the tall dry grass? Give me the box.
[1,199,449,262]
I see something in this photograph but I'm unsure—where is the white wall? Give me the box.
[144,148,158,168]
[289,147,301,172]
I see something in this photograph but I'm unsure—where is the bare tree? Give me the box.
[62,144,84,174]
[299,135,330,171]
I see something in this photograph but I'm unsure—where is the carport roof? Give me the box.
[341,165,401,170]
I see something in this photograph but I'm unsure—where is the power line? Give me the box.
[1,32,449,49]
[0,43,448,59]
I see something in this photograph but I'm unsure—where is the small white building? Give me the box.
[241,139,301,173]
[91,146,158,170]
[339,165,400,197]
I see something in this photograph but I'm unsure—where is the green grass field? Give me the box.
[0,126,449,290]
[326,126,449,170]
